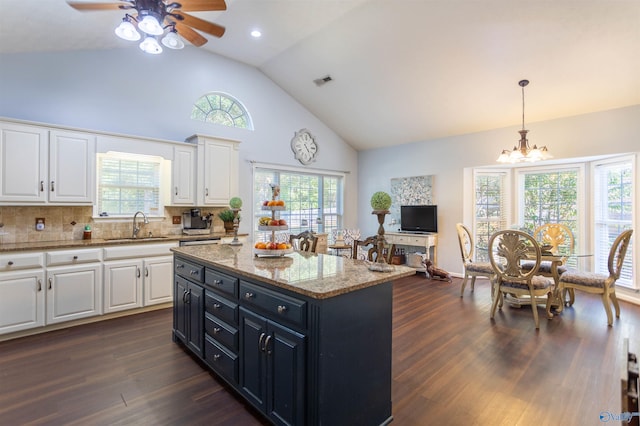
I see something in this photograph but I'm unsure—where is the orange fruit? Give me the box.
[277,243,287,250]
[255,242,267,249]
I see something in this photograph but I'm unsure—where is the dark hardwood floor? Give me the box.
[1,274,638,425]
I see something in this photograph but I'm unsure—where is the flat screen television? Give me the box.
[400,205,438,233]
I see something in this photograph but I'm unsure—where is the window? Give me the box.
[473,171,508,262]
[593,157,635,288]
[253,166,343,242]
[191,92,253,130]
[95,152,164,217]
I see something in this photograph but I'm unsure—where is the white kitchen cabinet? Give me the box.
[0,121,95,204]
[187,134,240,206]
[46,263,102,324]
[171,144,196,205]
[0,269,45,334]
[103,242,177,312]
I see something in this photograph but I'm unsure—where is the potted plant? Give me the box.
[217,209,236,232]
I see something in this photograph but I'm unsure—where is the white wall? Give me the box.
[358,105,640,276]
[0,47,359,231]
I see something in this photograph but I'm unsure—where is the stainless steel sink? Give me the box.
[105,236,170,242]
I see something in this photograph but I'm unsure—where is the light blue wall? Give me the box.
[0,47,359,230]
[358,105,640,275]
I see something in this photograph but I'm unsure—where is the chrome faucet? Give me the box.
[132,211,149,238]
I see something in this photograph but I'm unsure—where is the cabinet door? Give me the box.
[48,130,95,203]
[172,145,196,205]
[0,122,48,203]
[268,322,306,426]
[143,256,174,306]
[174,276,189,343]
[0,269,45,334]
[240,307,268,411]
[46,264,102,324]
[103,260,142,313]
[187,281,204,358]
[202,138,238,205]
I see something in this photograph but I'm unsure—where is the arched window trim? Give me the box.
[191,91,254,130]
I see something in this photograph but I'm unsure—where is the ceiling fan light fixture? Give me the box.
[161,30,184,49]
[139,36,163,54]
[138,14,164,36]
[115,17,141,41]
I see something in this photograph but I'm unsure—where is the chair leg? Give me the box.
[545,291,554,320]
[611,291,621,318]
[490,286,501,318]
[602,292,614,326]
[530,291,540,329]
[470,276,477,292]
[460,275,469,297]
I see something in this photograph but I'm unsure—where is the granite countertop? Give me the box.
[172,244,416,300]
[0,233,245,253]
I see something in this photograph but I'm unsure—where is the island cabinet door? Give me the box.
[174,276,204,358]
[240,307,306,426]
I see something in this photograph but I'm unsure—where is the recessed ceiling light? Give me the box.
[250,30,262,38]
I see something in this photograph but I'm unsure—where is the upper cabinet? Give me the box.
[0,121,95,205]
[172,144,196,205]
[186,134,240,206]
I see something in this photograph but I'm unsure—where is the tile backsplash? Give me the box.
[0,206,230,244]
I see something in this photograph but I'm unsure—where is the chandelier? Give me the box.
[497,80,552,163]
[115,4,184,54]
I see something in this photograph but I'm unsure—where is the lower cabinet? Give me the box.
[174,275,204,358]
[0,269,45,334]
[46,263,102,324]
[240,308,306,426]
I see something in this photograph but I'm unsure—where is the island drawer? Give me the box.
[240,281,307,327]
[174,257,204,282]
[205,290,238,325]
[204,335,238,384]
[205,312,238,352]
[205,268,238,298]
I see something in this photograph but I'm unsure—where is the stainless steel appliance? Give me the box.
[182,209,211,230]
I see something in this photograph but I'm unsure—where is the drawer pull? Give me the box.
[277,305,288,314]
[213,327,221,334]
[258,332,266,352]
[50,181,55,192]
[264,335,273,355]
[48,278,52,290]
[213,303,221,309]
[73,255,78,260]
[7,261,13,266]
[212,354,220,361]
[189,269,199,276]
[37,279,42,292]
[176,264,185,269]
[213,279,222,286]
[40,181,44,192]
[244,292,254,299]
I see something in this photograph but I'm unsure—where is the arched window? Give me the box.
[191,92,253,130]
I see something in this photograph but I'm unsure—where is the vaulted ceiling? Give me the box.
[1,0,639,150]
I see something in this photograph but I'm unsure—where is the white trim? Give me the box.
[249,160,349,176]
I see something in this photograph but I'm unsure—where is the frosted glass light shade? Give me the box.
[115,20,141,41]
[139,36,163,54]
[161,31,184,49]
[138,15,163,35]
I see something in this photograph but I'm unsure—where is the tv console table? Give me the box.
[385,232,438,269]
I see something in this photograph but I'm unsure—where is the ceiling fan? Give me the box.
[67,0,227,53]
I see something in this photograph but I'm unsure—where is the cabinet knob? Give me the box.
[244,292,254,299]
[213,279,222,286]
[213,303,221,309]
[175,186,178,196]
[277,305,288,314]
[73,255,78,260]
[213,327,221,334]
[212,354,220,361]
[7,261,14,266]
[189,269,199,276]
[176,264,185,269]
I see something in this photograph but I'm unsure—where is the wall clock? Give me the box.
[291,129,318,165]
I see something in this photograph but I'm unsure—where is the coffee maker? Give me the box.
[182,209,211,230]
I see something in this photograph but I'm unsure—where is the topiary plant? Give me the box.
[370,191,392,210]
[229,197,243,209]
[217,209,236,222]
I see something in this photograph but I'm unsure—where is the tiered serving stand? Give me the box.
[253,186,294,257]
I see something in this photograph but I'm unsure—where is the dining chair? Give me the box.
[488,229,555,329]
[352,236,395,263]
[289,230,319,253]
[456,223,495,297]
[559,229,633,326]
[521,223,575,276]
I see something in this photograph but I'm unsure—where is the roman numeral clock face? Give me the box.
[291,129,318,165]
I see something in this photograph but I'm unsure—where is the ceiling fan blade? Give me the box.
[177,0,226,12]
[67,1,130,11]
[173,11,225,38]
[175,22,208,47]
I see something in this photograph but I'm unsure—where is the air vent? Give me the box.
[313,75,333,86]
